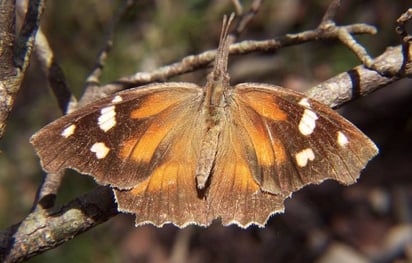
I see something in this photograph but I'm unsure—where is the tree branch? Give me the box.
[0,0,45,140]
[0,0,17,141]
[231,0,263,37]
[0,187,117,263]
[33,27,76,115]
[306,45,404,107]
[82,22,376,102]
[85,0,136,87]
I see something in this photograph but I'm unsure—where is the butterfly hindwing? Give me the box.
[114,109,210,227]
[206,115,286,227]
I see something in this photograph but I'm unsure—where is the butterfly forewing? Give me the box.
[232,83,378,195]
[30,83,203,188]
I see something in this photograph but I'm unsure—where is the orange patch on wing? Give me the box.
[210,155,259,201]
[129,162,179,194]
[127,133,197,194]
[229,137,261,192]
[239,112,275,167]
[130,91,187,119]
[120,115,176,162]
[233,159,260,192]
[238,91,287,121]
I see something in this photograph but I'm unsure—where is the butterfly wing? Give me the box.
[206,114,285,227]
[114,111,209,227]
[30,83,204,189]
[230,83,378,195]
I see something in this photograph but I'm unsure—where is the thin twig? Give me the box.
[77,0,136,107]
[85,0,135,86]
[336,27,375,67]
[320,0,412,77]
[320,0,341,25]
[232,0,263,37]
[33,27,77,114]
[80,5,377,102]
[92,23,376,96]
[25,7,74,213]
[31,171,64,211]
[318,0,376,70]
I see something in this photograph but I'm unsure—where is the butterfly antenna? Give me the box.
[213,13,235,79]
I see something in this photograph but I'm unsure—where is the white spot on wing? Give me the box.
[98,105,116,132]
[298,109,318,136]
[295,148,315,167]
[298,98,311,107]
[111,95,123,103]
[90,142,110,159]
[61,124,76,138]
[337,131,349,147]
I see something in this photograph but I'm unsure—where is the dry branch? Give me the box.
[0,0,45,140]
[33,27,76,115]
[0,187,117,263]
[82,22,377,103]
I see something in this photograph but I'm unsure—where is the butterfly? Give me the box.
[30,14,378,228]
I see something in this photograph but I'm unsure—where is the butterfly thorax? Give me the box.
[203,70,231,122]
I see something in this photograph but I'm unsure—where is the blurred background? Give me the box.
[0,0,411,262]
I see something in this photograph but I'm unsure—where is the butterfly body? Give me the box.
[30,15,378,227]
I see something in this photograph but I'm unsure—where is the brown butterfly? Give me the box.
[30,14,378,227]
